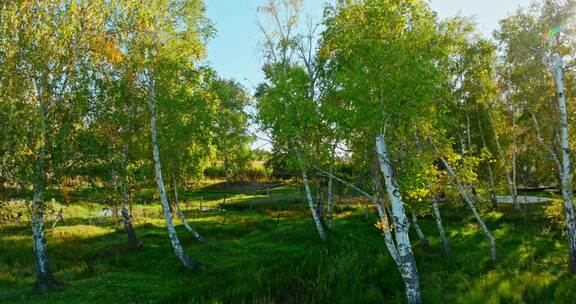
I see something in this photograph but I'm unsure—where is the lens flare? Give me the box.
[543,25,562,37]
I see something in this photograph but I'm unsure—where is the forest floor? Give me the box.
[1,183,576,303]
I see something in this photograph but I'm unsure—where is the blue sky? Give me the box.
[204,0,326,93]
[204,0,534,149]
[205,0,534,92]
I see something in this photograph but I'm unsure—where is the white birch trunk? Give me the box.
[365,164,401,264]
[296,153,326,241]
[312,162,401,263]
[432,195,451,257]
[374,195,401,264]
[413,132,452,255]
[173,175,206,244]
[410,208,429,249]
[465,100,473,151]
[148,89,199,270]
[31,183,60,292]
[376,135,421,304]
[31,101,59,292]
[552,53,576,272]
[439,156,496,262]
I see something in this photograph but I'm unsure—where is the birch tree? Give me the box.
[117,0,213,270]
[0,0,112,291]
[495,0,576,272]
[319,0,454,302]
[256,0,332,240]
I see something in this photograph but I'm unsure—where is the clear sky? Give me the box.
[204,0,326,93]
[205,0,534,92]
[204,0,534,149]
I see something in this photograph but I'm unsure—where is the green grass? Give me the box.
[2,187,576,303]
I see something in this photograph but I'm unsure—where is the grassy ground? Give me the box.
[1,184,576,303]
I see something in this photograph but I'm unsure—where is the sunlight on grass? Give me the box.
[3,191,576,303]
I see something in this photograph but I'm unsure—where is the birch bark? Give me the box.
[312,160,421,303]
[31,102,59,292]
[410,208,429,249]
[376,135,421,304]
[148,82,200,270]
[173,175,206,244]
[414,132,451,255]
[313,162,401,263]
[296,152,326,241]
[432,195,451,257]
[552,53,576,272]
[31,181,60,291]
[438,155,496,262]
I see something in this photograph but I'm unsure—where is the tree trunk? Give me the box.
[31,182,60,292]
[223,141,230,192]
[296,152,326,242]
[529,108,562,176]
[315,176,325,227]
[119,150,140,247]
[413,132,452,255]
[486,165,498,209]
[438,155,496,262]
[326,164,334,229]
[173,175,206,244]
[311,158,422,303]
[148,90,200,270]
[376,135,421,304]
[410,208,429,250]
[552,53,576,273]
[51,207,64,228]
[31,166,59,291]
[31,101,59,292]
[511,110,519,210]
[311,160,401,264]
[432,195,451,257]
